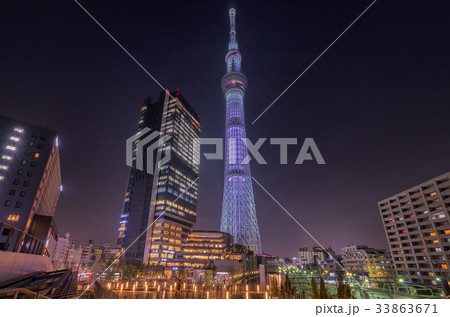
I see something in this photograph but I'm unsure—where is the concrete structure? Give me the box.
[0,115,61,254]
[66,246,82,269]
[0,269,78,299]
[0,252,53,283]
[0,116,61,281]
[379,172,450,285]
[80,239,93,265]
[341,245,396,285]
[98,242,119,259]
[322,257,343,276]
[46,223,58,259]
[52,233,71,269]
[298,246,328,266]
[51,233,83,270]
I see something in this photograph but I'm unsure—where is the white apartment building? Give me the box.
[379,172,450,285]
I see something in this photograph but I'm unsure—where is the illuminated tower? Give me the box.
[220,8,262,254]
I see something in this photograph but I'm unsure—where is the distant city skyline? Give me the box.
[0,1,449,258]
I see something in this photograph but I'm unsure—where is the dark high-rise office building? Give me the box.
[0,115,61,256]
[117,90,200,268]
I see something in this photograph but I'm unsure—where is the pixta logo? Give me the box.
[196,137,325,165]
[126,128,171,175]
[126,129,325,175]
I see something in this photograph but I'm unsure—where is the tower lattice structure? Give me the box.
[220,8,262,254]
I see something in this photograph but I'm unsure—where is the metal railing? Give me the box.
[0,220,46,255]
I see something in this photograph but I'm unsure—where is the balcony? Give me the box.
[0,221,46,256]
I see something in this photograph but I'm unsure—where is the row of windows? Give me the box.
[4,200,22,208]
[150,244,181,252]
[380,182,450,210]
[8,189,26,197]
[6,214,20,222]
[153,222,182,231]
[151,236,181,244]
[9,178,30,187]
[28,141,44,149]
[152,230,182,238]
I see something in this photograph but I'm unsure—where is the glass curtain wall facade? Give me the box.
[117,90,200,269]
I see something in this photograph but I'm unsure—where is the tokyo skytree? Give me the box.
[220,8,262,254]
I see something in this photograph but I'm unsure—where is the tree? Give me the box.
[178,264,188,282]
[136,264,145,277]
[271,277,279,297]
[311,277,319,299]
[231,244,249,254]
[337,271,346,299]
[285,275,292,294]
[104,265,115,281]
[319,277,329,299]
[156,264,165,278]
[345,284,352,299]
[101,259,116,281]
[203,262,217,286]
[280,283,286,296]
[121,264,138,280]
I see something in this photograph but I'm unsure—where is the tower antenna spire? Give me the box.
[228,8,238,50]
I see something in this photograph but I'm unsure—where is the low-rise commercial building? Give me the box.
[341,245,396,285]
[181,230,233,268]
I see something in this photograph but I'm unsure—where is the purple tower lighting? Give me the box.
[220,8,262,254]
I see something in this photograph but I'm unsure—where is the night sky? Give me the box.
[1,1,449,257]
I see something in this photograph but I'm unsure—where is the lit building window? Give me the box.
[34,153,39,158]
[442,264,449,270]
[2,155,12,160]
[6,145,16,151]
[0,176,4,181]
[430,232,437,236]
[13,127,24,133]
[0,165,8,170]
[10,136,20,142]
[7,214,20,221]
